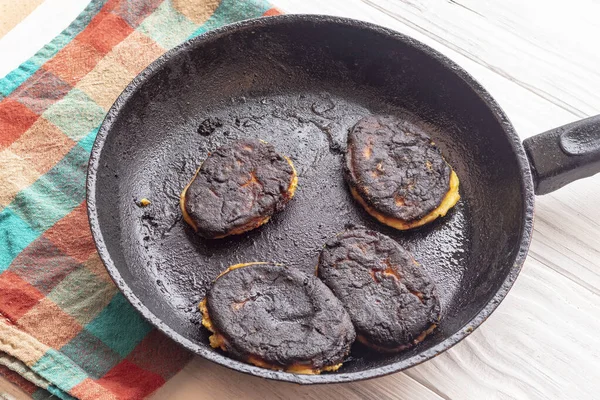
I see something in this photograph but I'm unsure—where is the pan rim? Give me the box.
[86,14,535,384]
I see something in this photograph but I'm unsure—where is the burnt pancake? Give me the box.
[181,139,298,239]
[200,262,356,374]
[345,115,460,230]
[317,228,441,352]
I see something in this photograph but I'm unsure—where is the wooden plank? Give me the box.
[362,0,600,117]
[405,257,600,399]
[529,179,600,295]
[152,357,444,400]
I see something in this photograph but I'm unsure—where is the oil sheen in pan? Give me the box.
[125,90,471,369]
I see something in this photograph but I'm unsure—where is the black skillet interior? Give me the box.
[88,15,528,383]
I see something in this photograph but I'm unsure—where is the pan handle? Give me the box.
[523,115,600,195]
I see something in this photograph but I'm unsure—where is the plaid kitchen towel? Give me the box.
[0,1,281,398]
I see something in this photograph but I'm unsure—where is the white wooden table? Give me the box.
[2,1,599,399]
